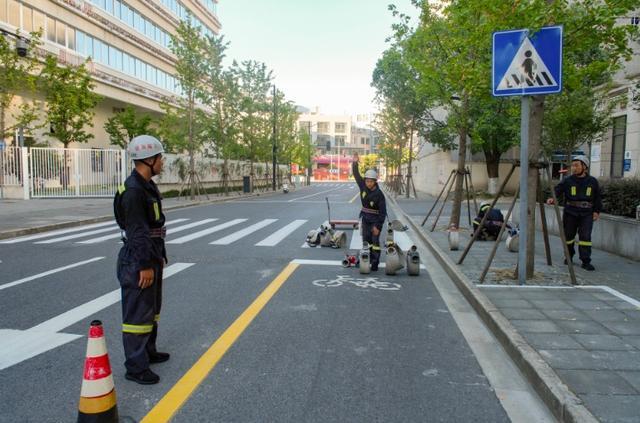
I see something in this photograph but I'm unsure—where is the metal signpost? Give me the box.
[493,26,563,284]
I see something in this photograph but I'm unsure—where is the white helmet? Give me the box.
[128,135,164,160]
[572,155,589,168]
[364,169,378,180]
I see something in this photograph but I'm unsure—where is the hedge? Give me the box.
[540,177,640,218]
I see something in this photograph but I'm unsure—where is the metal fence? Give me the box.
[0,146,23,186]
[29,147,128,198]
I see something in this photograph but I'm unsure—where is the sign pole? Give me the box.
[518,96,530,285]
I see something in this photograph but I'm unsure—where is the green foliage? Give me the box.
[0,30,43,141]
[40,55,101,147]
[104,105,154,149]
[600,178,640,218]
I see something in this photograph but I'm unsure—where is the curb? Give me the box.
[386,194,598,423]
[0,188,288,241]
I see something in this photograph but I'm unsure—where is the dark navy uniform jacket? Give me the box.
[554,174,603,217]
[352,162,387,229]
[115,169,166,270]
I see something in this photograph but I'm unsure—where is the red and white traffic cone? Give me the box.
[77,320,119,423]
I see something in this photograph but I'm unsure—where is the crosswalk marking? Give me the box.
[35,218,189,244]
[29,263,194,334]
[76,218,205,244]
[0,263,194,371]
[0,257,105,292]
[34,225,120,244]
[167,219,247,244]
[393,231,414,251]
[0,221,115,244]
[210,219,278,245]
[255,220,307,246]
[349,227,362,250]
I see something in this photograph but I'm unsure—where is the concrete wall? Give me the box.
[511,203,640,261]
[411,150,521,196]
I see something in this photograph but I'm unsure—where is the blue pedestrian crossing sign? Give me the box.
[492,26,562,97]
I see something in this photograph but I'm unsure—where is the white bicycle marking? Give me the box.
[312,274,401,290]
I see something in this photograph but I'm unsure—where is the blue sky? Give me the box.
[217,0,419,115]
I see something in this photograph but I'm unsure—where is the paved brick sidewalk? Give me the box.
[391,192,640,423]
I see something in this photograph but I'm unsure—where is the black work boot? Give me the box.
[125,369,160,385]
[149,352,171,364]
[581,263,595,271]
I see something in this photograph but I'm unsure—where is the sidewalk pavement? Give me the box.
[0,188,285,240]
[390,191,640,423]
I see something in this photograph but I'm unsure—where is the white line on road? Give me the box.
[0,263,194,371]
[255,220,307,246]
[76,218,196,244]
[30,263,194,333]
[287,186,341,202]
[210,219,277,245]
[34,225,120,244]
[0,221,115,244]
[0,257,105,292]
[167,219,247,244]
[291,259,426,269]
[350,228,362,250]
[37,218,190,244]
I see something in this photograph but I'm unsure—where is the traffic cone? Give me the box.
[77,320,119,423]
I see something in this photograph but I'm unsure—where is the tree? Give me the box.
[232,60,273,186]
[0,30,42,144]
[40,55,101,148]
[162,19,210,199]
[388,0,637,277]
[104,105,154,149]
[543,87,612,169]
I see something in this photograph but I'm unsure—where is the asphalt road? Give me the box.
[0,182,520,422]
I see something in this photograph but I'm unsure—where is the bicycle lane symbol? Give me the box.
[312,274,401,291]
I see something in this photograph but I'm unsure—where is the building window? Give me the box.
[32,9,44,32]
[46,16,56,43]
[21,5,31,32]
[335,122,346,133]
[0,0,7,22]
[66,27,75,50]
[610,115,626,177]
[335,136,345,147]
[7,0,19,27]
[317,122,329,133]
[56,20,66,46]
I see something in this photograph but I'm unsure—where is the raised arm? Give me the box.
[352,154,365,190]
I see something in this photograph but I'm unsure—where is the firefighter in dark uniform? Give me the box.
[546,155,602,271]
[473,202,508,241]
[352,153,387,271]
[114,135,170,385]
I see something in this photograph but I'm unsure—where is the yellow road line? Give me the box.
[349,192,359,203]
[141,262,300,423]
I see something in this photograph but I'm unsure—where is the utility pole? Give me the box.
[272,84,277,191]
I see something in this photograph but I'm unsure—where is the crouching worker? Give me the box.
[473,202,508,241]
[352,153,387,271]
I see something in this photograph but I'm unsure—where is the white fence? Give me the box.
[0,146,289,199]
[29,148,128,198]
[0,146,23,186]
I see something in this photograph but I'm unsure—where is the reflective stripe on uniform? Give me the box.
[153,202,160,221]
[566,239,575,245]
[118,185,126,194]
[122,323,154,334]
[473,220,481,225]
[371,245,381,251]
[586,187,592,196]
[578,241,592,246]
[571,186,577,196]
[154,314,160,322]
[361,191,366,199]
[480,205,490,212]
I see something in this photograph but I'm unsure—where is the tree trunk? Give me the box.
[526,96,545,278]
[0,103,6,144]
[188,95,196,200]
[484,148,500,195]
[450,125,467,229]
[406,120,414,198]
